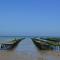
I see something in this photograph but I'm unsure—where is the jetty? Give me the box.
[32,37,60,51]
[0,38,24,50]
[32,38,53,50]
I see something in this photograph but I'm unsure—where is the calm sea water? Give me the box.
[0,36,23,40]
[0,36,34,41]
[0,36,60,60]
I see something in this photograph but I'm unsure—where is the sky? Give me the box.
[0,0,60,36]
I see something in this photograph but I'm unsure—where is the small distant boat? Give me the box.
[0,38,23,50]
[32,38,53,50]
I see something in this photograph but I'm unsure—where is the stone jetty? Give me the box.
[0,38,24,50]
[32,38,53,50]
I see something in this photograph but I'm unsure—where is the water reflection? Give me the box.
[53,46,60,51]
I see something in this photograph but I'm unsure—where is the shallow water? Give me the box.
[0,37,60,60]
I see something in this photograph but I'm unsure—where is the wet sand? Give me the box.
[0,38,60,60]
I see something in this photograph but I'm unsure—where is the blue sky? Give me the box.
[0,0,60,36]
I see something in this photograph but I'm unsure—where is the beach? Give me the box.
[0,37,60,60]
[0,38,60,60]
